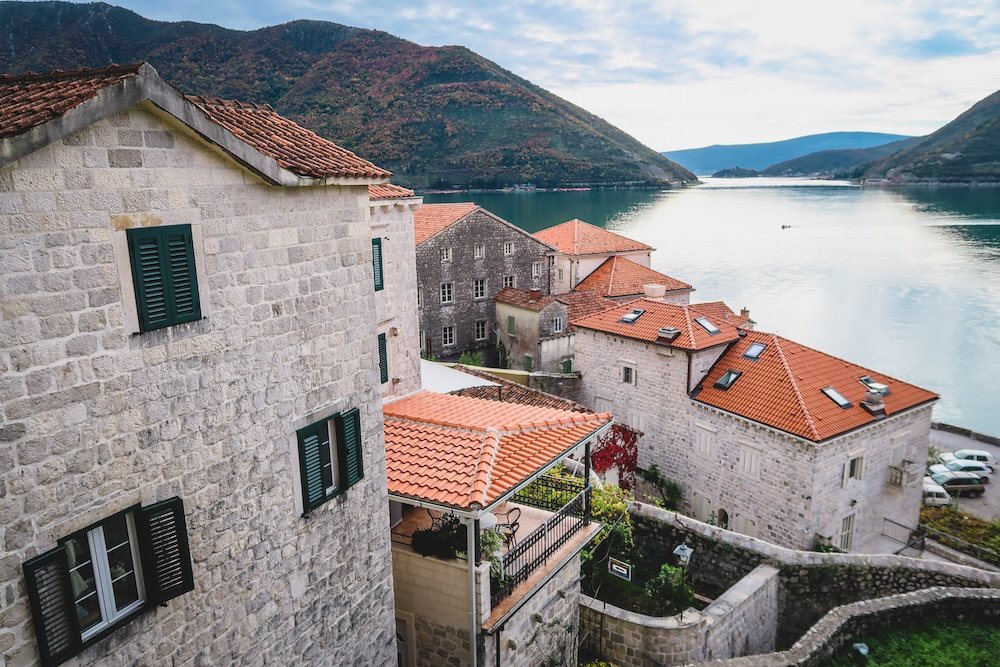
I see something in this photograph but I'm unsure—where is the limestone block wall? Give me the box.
[0,105,396,666]
[495,302,539,370]
[370,197,423,399]
[538,334,574,372]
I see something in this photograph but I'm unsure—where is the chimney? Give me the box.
[860,391,886,419]
[740,307,750,319]
[529,289,543,301]
[643,284,667,301]
[656,327,681,345]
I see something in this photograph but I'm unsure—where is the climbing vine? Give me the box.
[590,423,639,490]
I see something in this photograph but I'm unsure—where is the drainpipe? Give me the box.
[584,438,592,519]
[467,516,480,667]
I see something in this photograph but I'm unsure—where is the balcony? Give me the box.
[887,459,919,488]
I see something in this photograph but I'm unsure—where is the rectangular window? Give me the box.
[502,275,515,288]
[842,454,865,486]
[442,326,455,347]
[558,268,564,281]
[553,316,565,333]
[378,333,388,384]
[523,355,533,371]
[475,320,488,341]
[440,247,452,262]
[23,498,194,665]
[372,238,384,291]
[695,426,715,456]
[739,446,761,478]
[622,365,636,385]
[474,279,487,300]
[297,409,364,513]
[127,225,202,333]
[840,513,855,551]
[440,282,454,304]
[822,386,852,409]
[532,262,541,278]
[694,316,720,335]
[417,287,421,308]
[561,358,573,373]
[503,241,514,255]
[474,244,485,259]
[507,315,516,336]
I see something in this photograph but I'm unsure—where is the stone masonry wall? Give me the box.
[416,209,550,359]
[0,105,396,666]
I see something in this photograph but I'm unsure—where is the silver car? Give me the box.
[928,459,992,484]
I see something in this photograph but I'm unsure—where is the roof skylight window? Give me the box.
[695,317,720,335]
[821,386,852,409]
[858,375,890,395]
[743,342,767,359]
[620,308,646,324]
[714,369,742,390]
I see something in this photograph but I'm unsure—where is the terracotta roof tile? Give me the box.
[384,391,611,509]
[690,301,754,330]
[571,298,740,350]
[369,183,416,200]
[0,63,143,139]
[495,287,556,311]
[694,330,938,442]
[553,291,618,331]
[534,219,652,255]
[576,256,692,297]
[185,95,390,180]
[413,203,479,245]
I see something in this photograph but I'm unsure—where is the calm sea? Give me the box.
[426,179,1000,436]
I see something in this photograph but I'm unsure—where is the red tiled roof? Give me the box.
[384,391,611,509]
[186,96,390,180]
[534,219,652,256]
[691,301,754,329]
[571,299,740,350]
[554,291,618,331]
[369,183,416,200]
[495,287,557,312]
[694,330,938,442]
[451,366,593,412]
[576,256,691,297]
[413,203,479,245]
[0,63,143,139]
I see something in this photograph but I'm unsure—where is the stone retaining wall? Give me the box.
[932,421,1000,447]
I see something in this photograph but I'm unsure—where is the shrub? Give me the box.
[642,563,695,616]
[459,350,484,366]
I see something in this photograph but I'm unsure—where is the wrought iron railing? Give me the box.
[490,485,590,607]
[511,473,585,512]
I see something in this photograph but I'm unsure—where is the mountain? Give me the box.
[0,2,695,189]
[662,132,911,175]
[864,89,1000,184]
[761,137,922,178]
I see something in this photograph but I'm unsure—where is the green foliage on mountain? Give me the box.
[864,89,1000,184]
[711,167,759,178]
[761,138,921,177]
[0,1,695,188]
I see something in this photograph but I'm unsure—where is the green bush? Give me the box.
[458,350,484,366]
[827,619,1000,666]
[642,563,694,616]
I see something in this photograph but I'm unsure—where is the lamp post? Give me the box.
[672,543,694,621]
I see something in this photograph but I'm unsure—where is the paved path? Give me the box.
[929,428,1000,521]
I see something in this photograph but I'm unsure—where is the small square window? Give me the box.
[442,326,455,347]
[502,275,515,289]
[622,366,636,385]
[474,279,487,300]
[475,320,488,341]
[440,282,454,304]
[503,241,514,255]
[553,316,565,333]
[440,247,452,262]
[474,244,485,259]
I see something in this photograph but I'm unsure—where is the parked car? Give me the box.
[929,471,986,497]
[927,459,992,483]
[922,482,952,506]
[938,449,996,472]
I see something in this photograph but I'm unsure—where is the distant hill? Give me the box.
[761,137,922,177]
[0,1,695,189]
[864,89,1000,184]
[663,132,911,175]
[712,167,759,178]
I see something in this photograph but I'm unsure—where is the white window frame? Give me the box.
[553,316,565,333]
[594,397,612,415]
[694,425,716,457]
[474,279,487,300]
[440,282,454,304]
[440,247,452,262]
[842,452,865,486]
[738,444,761,478]
[474,244,485,259]
[442,326,455,347]
[503,241,514,256]
[532,262,541,279]
[840,513,855,551]
[67,513,147,642]
[502,275,515,289]
[557,267,564,281]
[475,320,488,341]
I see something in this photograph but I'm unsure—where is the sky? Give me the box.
[64,0,1000,150]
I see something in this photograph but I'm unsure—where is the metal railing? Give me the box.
[490,485,590,607]
[919,522,1000,566]
[881,517,925,555]
[512,473,585,512]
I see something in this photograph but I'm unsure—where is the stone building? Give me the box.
[413,204,554,360]
[572,299,937,551]
[575,255,692,304]
[0,63,409,666]
[494,287,616,372]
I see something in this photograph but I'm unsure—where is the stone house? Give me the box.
[0,63,412,666]
[384,389,611,667]
[494,287,616,372]
[413,204,553,361]
[572,298,937,551]
[575,255,692,305]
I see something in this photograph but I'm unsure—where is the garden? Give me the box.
[919,505,1000,566]
[826,619,1000,666]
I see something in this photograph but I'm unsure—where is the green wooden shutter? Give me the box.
[127,225,201,332]
[297,421,330,513]
[378,333,389,384]
[507,315,516,335]
[372,238,384,291]
[562,358,573,373]
[23,547,81,667]
[136,497,194,606]
[340,408,364,488]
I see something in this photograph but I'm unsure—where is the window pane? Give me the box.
[112,572,140,611]
[75,590,103,632]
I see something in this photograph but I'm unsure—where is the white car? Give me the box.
[928,459,992,484]
[938,449,996,472]
[923,482,951,506]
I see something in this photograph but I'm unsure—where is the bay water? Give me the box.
[426,179,1000,436]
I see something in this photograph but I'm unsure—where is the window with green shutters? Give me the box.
[22,498,194,667]
[297,408,364,514]
[127,225,202,333]
[507,315,516,336]
[378,333,389,384]
[372,238,384,291]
